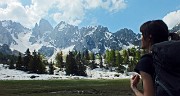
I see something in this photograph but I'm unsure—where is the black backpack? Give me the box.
[152,40,180,96]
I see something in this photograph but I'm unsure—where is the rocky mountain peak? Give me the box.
[32,19,53,35]
[0,19,141,57]
[30,19,53,44]
[39,19,53,31]
[170,23,180,33]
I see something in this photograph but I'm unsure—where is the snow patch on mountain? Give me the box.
[10,31,31,52]
[58,23,66,31]
[10,30,43,53]
[48,45,75,62]
[122,42,135,49]
[105,32,112,39]
[61,45,75,54]
[85,27,97,37]
[1,20,11,27]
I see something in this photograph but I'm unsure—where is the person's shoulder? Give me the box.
[141,53,152,59]
[139,53,153,65]
[135,53,154,75]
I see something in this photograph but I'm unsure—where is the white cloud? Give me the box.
[52,0,85,26]
[85,0,127,12]
[26,0,57,26]
[85,0,102,9]
[163,10,180,29]
[0,0,58,28]
[101,0,126,12]
[0,0,127,28]
[51,0,127,25]
[0,1,28,22]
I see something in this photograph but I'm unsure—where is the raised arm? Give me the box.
[130,71,154,96]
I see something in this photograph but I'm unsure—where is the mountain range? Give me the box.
[0,19,179,59]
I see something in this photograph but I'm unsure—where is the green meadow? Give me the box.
[0,79,136,96]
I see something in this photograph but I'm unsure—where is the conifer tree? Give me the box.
[24,49,32,71]
[65,51,78,75]
[116,51,125,73]
[127,57,137,72]
[9,59,15,69]
[31,50,38,73]
[55,51,64,69]
[129,48,141,71]
[0,52,3,63]
[73,50,78,56]
[49,61,54,75]
[89,52,96,69]
[135,50,141,62]
[89,52,95,60]
[84,49,90,60]
[122,49,129,65]
[129,47,136,56]
[76,52,87,76]
[127,58,133,72]
[110,49,116,67]
[16,52,22,70]
[105,49,110,64]
[71,51,78,75]
[37,53,46,74]
[65,54,71,75]
[99,55,103,68]
[83,49,90,65]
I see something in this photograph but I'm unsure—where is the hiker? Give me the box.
[130,20,180,96]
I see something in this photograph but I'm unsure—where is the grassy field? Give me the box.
[0,79,136,96]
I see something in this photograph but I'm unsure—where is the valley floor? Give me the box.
[0,79,135,96]
[0,64,138,96]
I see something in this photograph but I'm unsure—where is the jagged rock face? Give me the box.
[0,44,12,55]
[32,19,53,37]
[114,28,141,47]
[1,20,25,36]
[0,44,21,56]
[50,21,80,48]
[1,19,180,57]
[30,19,53,44]
[169,23,180,38]
[38,46,54,57]
[0,19,142,56]
[170,23,180,33]
[115,28,135,44]
[0,20,29,45]
[0,25,13,45]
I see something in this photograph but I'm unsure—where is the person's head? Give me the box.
[140,20,169,49]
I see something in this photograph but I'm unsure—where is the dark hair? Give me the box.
[140,20,169,45]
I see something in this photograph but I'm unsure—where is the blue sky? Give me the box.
[0,0,180,33]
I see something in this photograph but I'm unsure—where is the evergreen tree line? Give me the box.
[0,52,17,69]
[104,47,142,72]
[55,48,142,76]
[16,49,47,74]
[1,47,143,76]
[55,50,93,76]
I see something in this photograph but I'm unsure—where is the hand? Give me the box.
[130,74,140,90]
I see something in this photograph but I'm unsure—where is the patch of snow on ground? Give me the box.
[0,64,136,80]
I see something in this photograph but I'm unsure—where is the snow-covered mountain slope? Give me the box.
[170,23,180,33]
[0,19,141,58]
[1,19,180,59]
